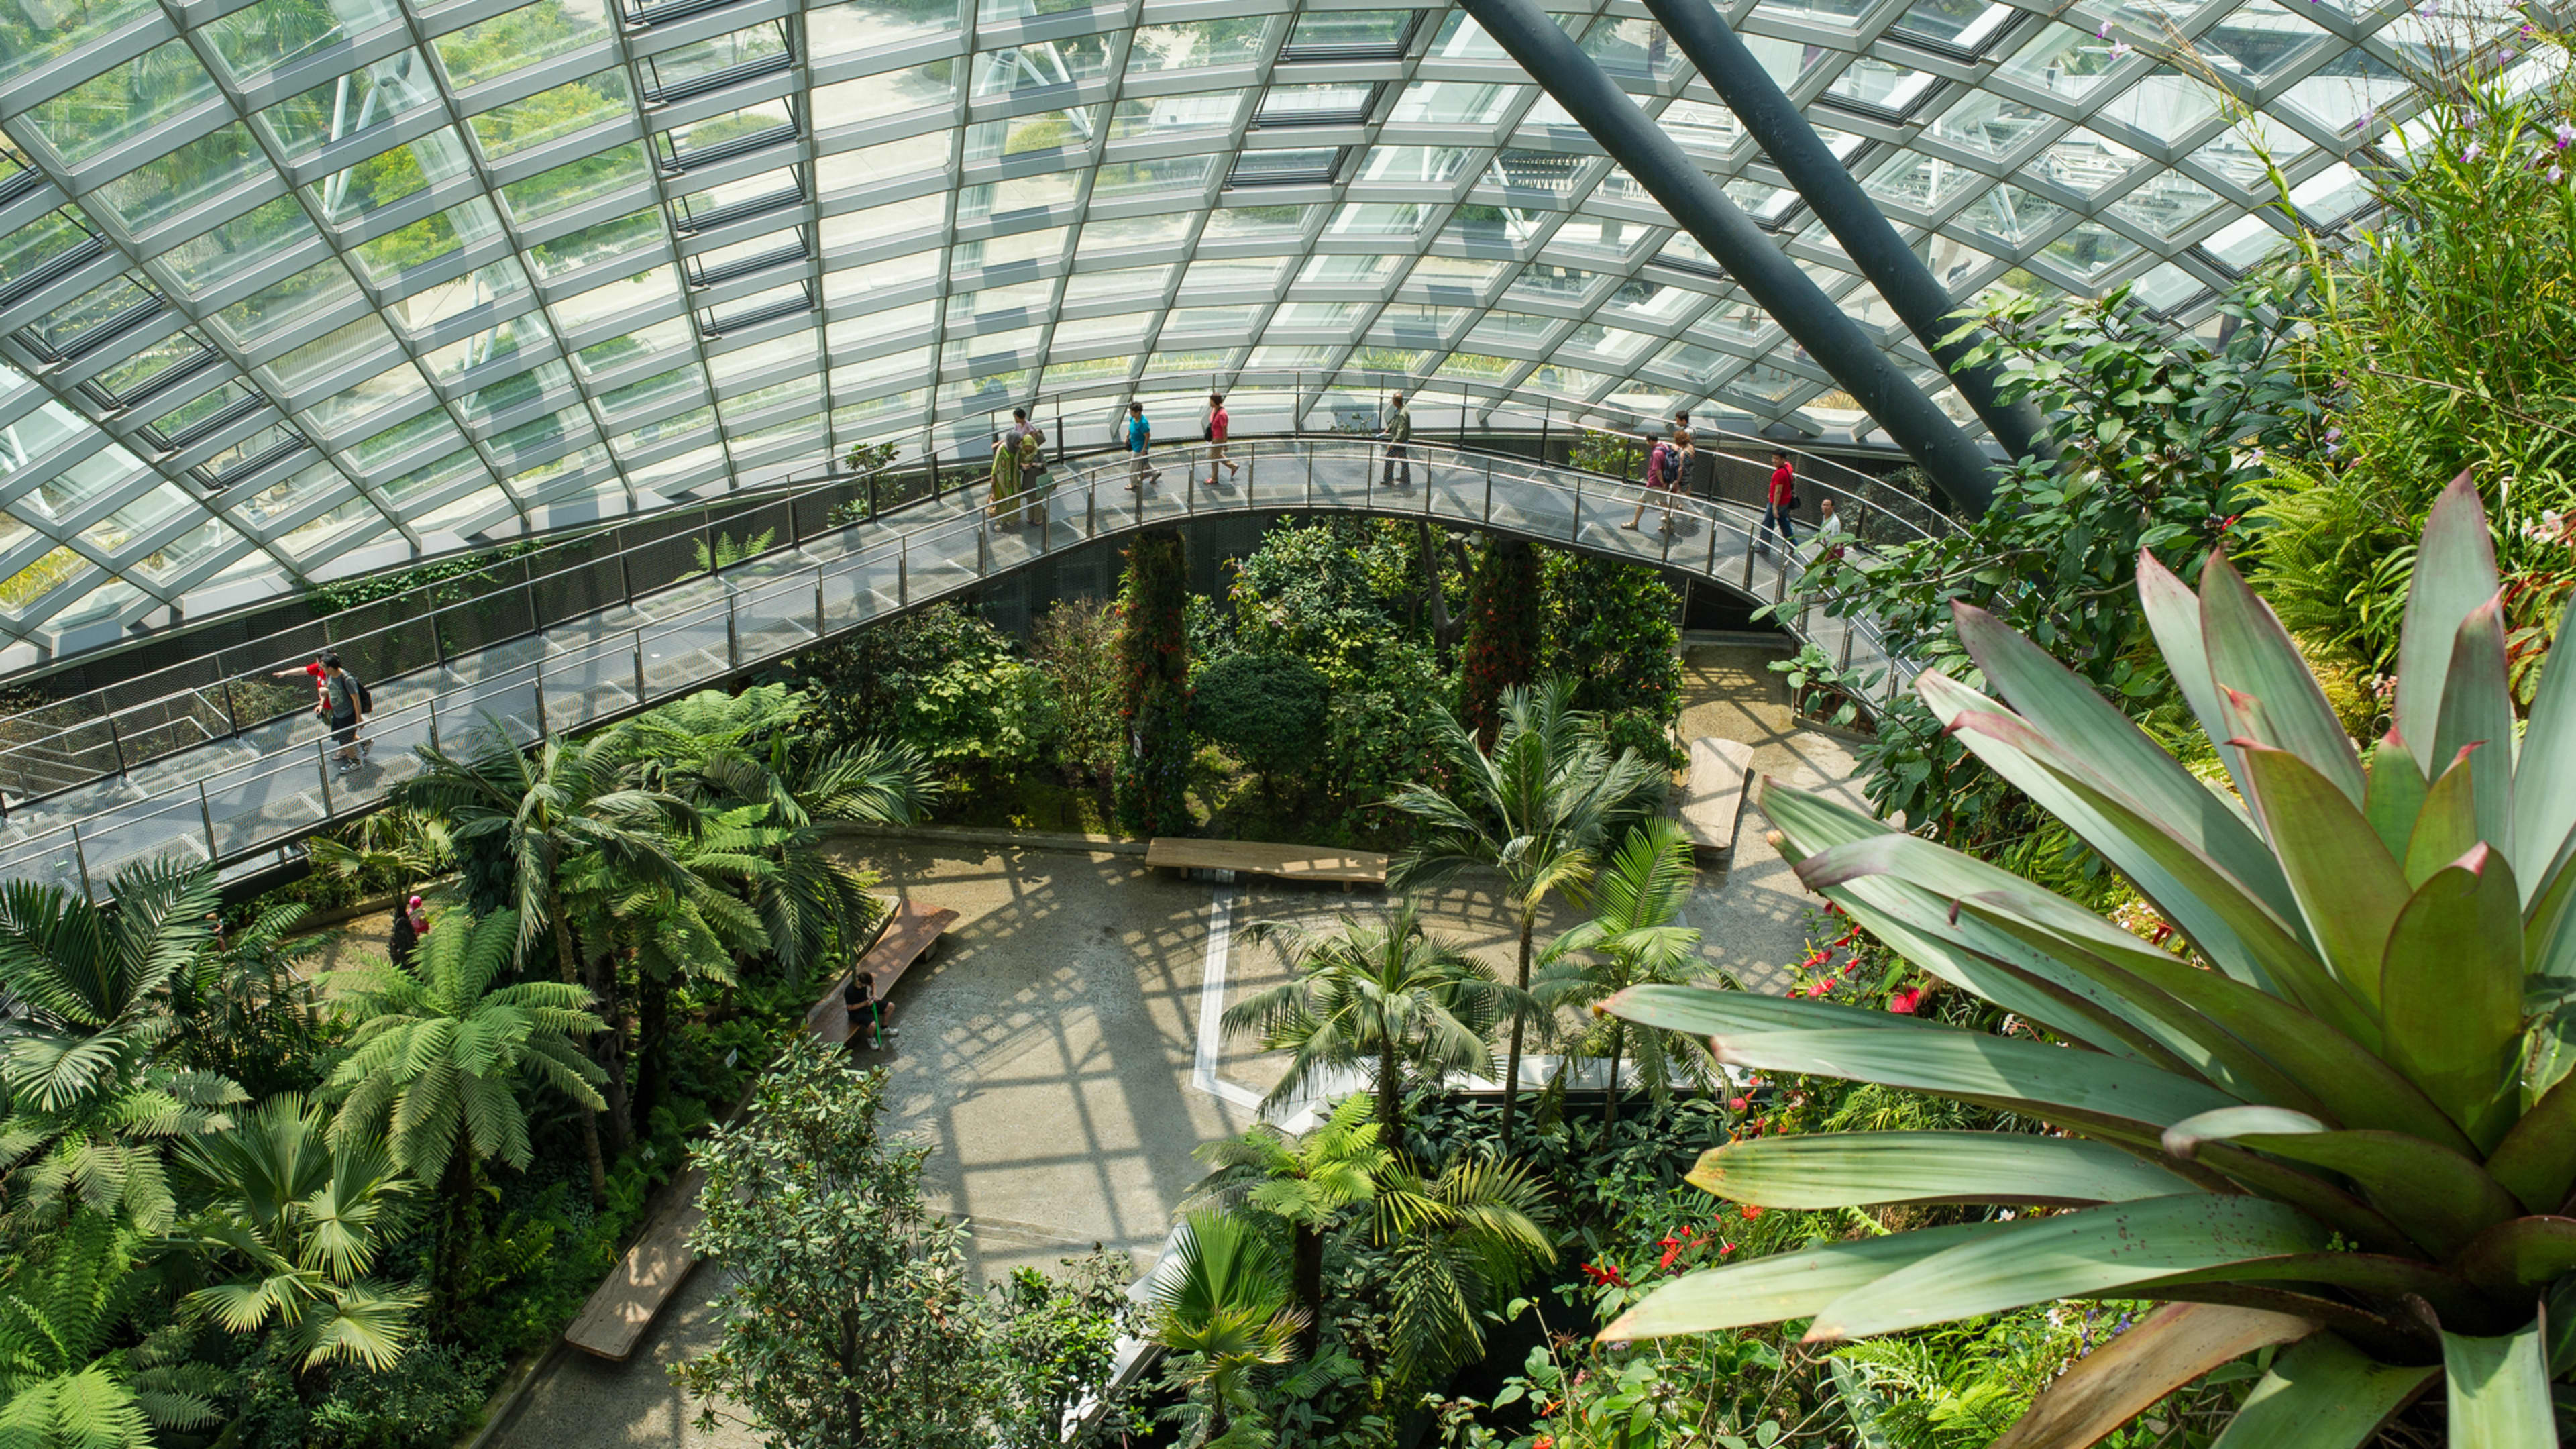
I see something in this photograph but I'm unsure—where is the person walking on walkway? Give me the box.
[1758,447,1799,557]
[987,429,1023,527]
[844,970,890,1053]
[320,651,366,773]
[1201,393,1238,487]
[1379,391,1413,488]
[1124,401,1159,490]
[1623,429,1680,532]
[1016,422,1049,528]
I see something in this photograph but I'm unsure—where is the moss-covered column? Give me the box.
[1114,529,1192,837]
[1456,537,1542,747]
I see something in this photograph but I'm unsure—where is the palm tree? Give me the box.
[1369,1152,1556,1386]
[174,1093,421,1371]
[0,1212,224,1449]
[615,682,942,834]
[0,863,244,1232]
[1149,1210,1305,1449]
[1529,817,1717,1126]
[322,906,604,1315]
[1385,680,1666,1146]
[1188,1095,1392,1353]
[1220,905,1509,1139]
[396,723,693,1204]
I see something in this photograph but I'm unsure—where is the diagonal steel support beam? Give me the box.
[1457,0,1999,513]
[1641,0,2053,463]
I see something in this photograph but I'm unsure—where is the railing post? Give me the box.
[105,713,127,777]
[221,675,242,738]
[70,824,92,902]
[1572,473,1583,537]
[533,673,549,741]
[1539,398,1550,463]
[317,741,336,816]
[898,541,909,607]
[427,694,440,754]
[725,596,741,667]
[1484,458,1493,522]
[977,522,992,575]
[1705,519,1720,576]
[814,570,826,636]
[1839,621,1855,671]
[198,780,217,863]
[633,635,648,704]
[870,468,882,521]
[1085,479,1096,537]
[620,553,634,604]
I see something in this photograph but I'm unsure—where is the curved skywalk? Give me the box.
[0,437,1931,901]
[0,0,2518,673]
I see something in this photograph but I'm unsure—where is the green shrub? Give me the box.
[789,602,1050,785]
[235,1340,501,1449]
[1191,652,1328,785]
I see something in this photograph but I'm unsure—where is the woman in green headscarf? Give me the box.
[987,429,1022,526]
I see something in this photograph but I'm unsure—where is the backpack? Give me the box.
[1647,443,1672,488]
[354,676,372,713]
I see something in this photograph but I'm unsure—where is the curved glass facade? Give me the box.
[0,0,2514,667]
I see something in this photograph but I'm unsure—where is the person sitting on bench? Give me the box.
[843,970,892,1052]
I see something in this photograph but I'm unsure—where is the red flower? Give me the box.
[1656,1226,1699,1269]
[1740,1204,1764,1220]
[1536,1438,1556,1449]
[1720,1240,1737,1254]
[1580,1260,1629,1287]
[1887,987,1923,1015]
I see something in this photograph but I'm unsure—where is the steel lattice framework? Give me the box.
[0,0,2516,671]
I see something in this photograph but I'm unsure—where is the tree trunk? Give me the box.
[437,1148,478,1323]
[1499,911,1534,1150]
[1292,1222,1324,1358]
[549,908,610,1210]
[634,969,673,1124]
[590,948,631,1152]
[1602,1020,1624,1128]
[1377,1038,1404,1147]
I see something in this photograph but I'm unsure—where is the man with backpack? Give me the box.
[1624,429,1680,533]
[319,651,369,774]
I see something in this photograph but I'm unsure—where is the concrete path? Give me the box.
[1672,639,1879,996]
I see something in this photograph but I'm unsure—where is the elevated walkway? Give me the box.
[0,439,1928,902]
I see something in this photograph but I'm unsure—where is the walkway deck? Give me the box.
[0,439,1912,902]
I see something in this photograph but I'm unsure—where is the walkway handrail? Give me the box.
[0,421,1949,816]
[0,437,1927,902]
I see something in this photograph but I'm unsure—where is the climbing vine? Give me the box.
[1114,531,1193,837]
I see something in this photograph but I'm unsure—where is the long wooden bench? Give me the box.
[1677,737,1758,861]
[804,898,959,1045]
[1146,837,1389,888]
[564,1166,707,1361]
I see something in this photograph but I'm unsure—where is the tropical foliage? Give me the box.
[1611,482,2576,1444]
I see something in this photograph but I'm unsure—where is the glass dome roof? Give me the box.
[0,0,2505,669]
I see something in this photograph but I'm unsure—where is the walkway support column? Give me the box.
[1458,0,1998,513]
[1640,0,2051,462]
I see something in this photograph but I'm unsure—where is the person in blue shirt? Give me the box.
[1124,401,1161,490]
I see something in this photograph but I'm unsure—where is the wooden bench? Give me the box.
[1677,737,1758,861]
[1146,837,1389,889]
[804,898,959,1045]
[564,1166,708,1361]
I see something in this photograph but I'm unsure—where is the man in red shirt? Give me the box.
[1201,393,1238,488]
[1759,448,1798,556]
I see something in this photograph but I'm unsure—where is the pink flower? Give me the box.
[2556,121,2574,150]
[1729,1095,1749,1111]
[1888,987,1924,1015]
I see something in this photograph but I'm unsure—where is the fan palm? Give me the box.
[1387,680,1665,1146]
[174,1093,421,1371]
[1368,1150,1556,1385]
[614,682,942,831]
[0,863,244,1232]
[322,906,604,1313]
[1607,478,2576,1445]
[1530,816,1717,1126]
[1188,1095,1393,1352]
[0,1212,223,1449]
[396,724,693,1204]
[1221,904,1509,1138]
[1149,1210,1305,1449]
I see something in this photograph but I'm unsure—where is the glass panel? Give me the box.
[21,42,217,164]
[810,61,957,125]
[25,275,160,357]
[203,0,403,87]
[808,0,963,55]
[432,0,614,91]
[466,70,634,163]
[527,209,667,279]
[88,125,261,233]
[500,142,650,223]
[1128,20,1274,72]
[570,316,691,378]
[0,0,157,88]
[306,128,476,228]
[256,49,443,165]
[350,199,504,284]
[423,311,553,382]
[258,315,396,390]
